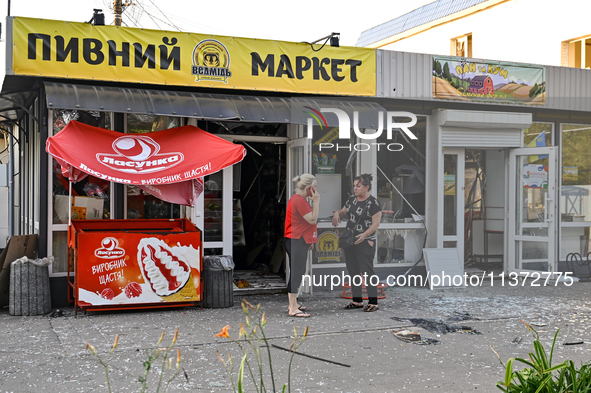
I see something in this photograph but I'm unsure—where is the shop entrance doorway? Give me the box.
[442,146,557,275]
[199,138,287,285]
[231,141,287,272]
[465,150,506,272]
[442,149,507,272]
[190,117,290,290]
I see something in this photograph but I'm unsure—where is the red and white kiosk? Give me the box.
[46,120,246,311]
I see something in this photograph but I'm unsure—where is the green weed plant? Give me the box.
[86,329,183,393]
[494,320,591,392]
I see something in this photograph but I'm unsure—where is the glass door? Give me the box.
[508,147,556,273]
[287,137,311,292]
[200,167,233,256]
[442,149,465,264]
[287,138,310,196]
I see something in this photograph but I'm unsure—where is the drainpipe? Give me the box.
[8,124,14,237]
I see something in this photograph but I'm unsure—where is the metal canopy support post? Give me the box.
[38,86,49,257]
[68,181,72,227]
[8,124,14,237]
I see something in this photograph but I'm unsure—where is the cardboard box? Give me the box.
[73,196,104,220]
[0,234,38,306]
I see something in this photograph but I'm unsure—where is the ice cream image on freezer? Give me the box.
[137,238,198,302]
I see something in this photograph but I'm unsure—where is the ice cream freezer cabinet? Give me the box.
[68,218,202,312]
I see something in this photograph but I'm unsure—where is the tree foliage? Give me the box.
[443,62,451,81]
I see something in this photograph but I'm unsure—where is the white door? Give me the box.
[508,147,556,274]
[442,149,465,264]
[286,137,312,293]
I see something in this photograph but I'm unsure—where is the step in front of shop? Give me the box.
[233,271,286,295]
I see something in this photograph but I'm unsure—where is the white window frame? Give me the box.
[47,109,115,276]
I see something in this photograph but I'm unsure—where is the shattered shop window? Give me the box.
[376,116,426,221]
[127,114,180,133]
[197,121,287,137]
[53,109,111,134]
[375,117,426,265]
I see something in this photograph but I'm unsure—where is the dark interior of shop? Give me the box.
[231,142,286,271]
[198,120,288,273]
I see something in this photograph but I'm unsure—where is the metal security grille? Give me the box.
[442,128,522,147]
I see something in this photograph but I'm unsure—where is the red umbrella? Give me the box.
[47,120,245,207]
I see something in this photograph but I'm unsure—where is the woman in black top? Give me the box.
[332,174,382,312]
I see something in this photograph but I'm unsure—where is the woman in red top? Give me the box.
[285,174,319,317]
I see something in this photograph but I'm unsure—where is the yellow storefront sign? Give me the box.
[9,17,376,96]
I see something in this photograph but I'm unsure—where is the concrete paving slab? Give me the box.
[1,281,591,392]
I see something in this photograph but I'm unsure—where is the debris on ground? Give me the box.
[563,341,585,345]
[271,344,351,367]
[232,271,287,291]
[49,309,66,318]
[392,329,441,345]
[446,311,480,321]
[392,317,482,335]
[511,336,522,345]
[234,279,250,288]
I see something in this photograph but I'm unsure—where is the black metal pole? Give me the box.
[270,344,351,367]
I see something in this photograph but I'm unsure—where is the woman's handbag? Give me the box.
[338,201,368,249]
[338,229,356,249]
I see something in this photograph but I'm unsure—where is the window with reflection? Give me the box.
[561,124,591,223]
[524,122,553,148]
[203,171,223,242]
[560,123,591,260]
[443,154,457,236]
[52,110,112,225]
[51,110,112,273]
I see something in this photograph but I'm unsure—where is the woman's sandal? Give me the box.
[363,304,379,312]
[289,311,311,318]
[286,305,307,313]
[344,302,364,310]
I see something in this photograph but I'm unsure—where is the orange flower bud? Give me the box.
[111,334,119,353]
